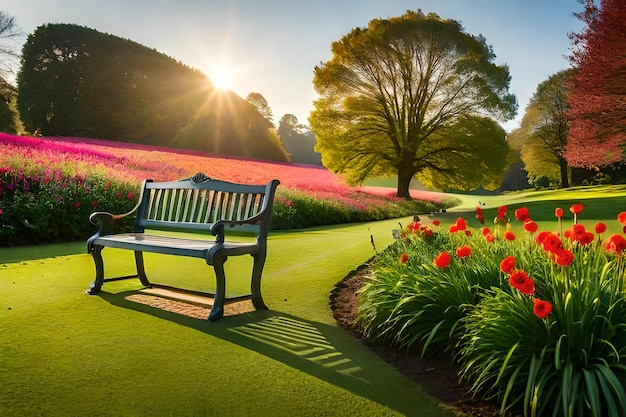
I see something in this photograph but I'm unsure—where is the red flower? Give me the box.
[504,231,516,241]
[127,191,134,200]
[74,201,81,209]
[569,203,584,214]
[509,270,535,295]
[449,225,458,233]
[434,252,451,268]
[605,234,626,254]
[432,220,441,226]
[579,232,595,246]
[497,205,508,220]
[456,245,472,258]
[0,208,3,215]
[533,299,552,319]
[553,248,574,267]
[455,217,467,231]
[499,256,516,274]
[514,207,530,221]
[541,233,563,253]
[475,207,485,224]
[91,201,98,207]
[523,219,538,233]
[399,253,409,264]
[555,208,563,218]
[535,230,551,245]
[618,212,626,225]
[485,233,495,243]
[407,222,421,232]
[568,224,587,242]
[481,227,491,236]
[595,222,607,234]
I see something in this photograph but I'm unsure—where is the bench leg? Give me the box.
[86,246,105,294]
[208,260,226,322]
[134,251,151,287]
[250,253,268,311]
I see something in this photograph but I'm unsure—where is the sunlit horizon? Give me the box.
[206,65,234,91]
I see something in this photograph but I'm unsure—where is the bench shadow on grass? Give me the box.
[97,290,447,417]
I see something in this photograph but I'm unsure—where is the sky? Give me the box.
[3,0,585,132]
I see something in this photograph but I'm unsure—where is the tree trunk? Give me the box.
[559,157,569,188]
[396,166,414,200]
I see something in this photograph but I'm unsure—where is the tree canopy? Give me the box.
[0,10,20,78]
[17,23,289,162]
[309,10,517,198]
[246,92,273,123]
[516,69,573,187]
[566,0,626,168]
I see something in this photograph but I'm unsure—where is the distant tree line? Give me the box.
[246,93,323,166]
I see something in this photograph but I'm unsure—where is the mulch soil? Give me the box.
[330,266,502,417]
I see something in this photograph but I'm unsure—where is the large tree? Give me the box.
[310,10,517,198]
[566,0,626,168]
[517,69,573,187]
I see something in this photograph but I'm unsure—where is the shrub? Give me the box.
[0,167,138,245]
[459,215,626,416]
[357,218,510,356]
[271,188,442,230]
[359,204,626,416]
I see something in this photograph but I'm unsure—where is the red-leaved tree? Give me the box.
[566,0,626,168]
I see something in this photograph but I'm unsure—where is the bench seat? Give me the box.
[92,233,259,259]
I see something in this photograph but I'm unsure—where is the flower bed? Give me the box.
[358,204,626,416]
[0,133,449,245]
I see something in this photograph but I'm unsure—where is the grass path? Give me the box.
[0,217,455,417]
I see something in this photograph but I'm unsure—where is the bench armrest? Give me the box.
[89,210,128,229]
[209,214,264,242]
[87,200,141,252]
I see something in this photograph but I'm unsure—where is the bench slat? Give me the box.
[206,190,218,224]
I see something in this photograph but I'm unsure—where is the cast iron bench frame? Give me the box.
[86,172,280,321]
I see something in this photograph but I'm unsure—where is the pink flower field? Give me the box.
[0,133,444,207]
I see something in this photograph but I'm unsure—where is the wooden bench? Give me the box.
[86,172,280,321]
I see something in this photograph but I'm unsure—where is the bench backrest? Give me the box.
[133,173,280,239]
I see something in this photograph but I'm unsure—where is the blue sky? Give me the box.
[4,0,584,131]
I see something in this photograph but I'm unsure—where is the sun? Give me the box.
[207,66,234,91]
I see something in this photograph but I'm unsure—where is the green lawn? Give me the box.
[0,217,455,417]
[3,186,626,417]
